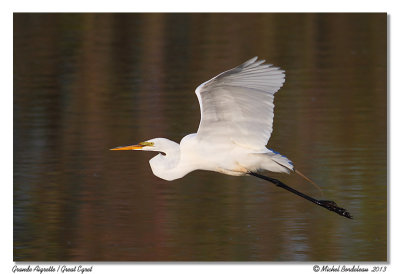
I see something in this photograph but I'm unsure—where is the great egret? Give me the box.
[111,57,352,219]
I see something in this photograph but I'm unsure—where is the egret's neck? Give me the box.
[148,140,190,181]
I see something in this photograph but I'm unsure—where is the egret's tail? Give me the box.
[294,169,324,196]
[267,149,294,172]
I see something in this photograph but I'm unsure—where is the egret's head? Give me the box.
[110,138,178,153]
[110,139,157,151]
[111,138,182,180]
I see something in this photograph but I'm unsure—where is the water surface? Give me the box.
[14,13,387,261]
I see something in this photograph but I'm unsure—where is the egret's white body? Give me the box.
[148,135,292,181]
[111,57,353,219]
[112,57,293,181]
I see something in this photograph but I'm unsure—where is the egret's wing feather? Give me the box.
[195,57,285,149]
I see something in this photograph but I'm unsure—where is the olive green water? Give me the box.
[13,13,387,261]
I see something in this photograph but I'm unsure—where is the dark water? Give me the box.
[14,13,387,261]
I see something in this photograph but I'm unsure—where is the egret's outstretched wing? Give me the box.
[195,57,285,149]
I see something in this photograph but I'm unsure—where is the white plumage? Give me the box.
[111,60,354,220]
[196,56,285,149]
[111,57,293,181]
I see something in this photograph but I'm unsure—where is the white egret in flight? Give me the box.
[111,57,352,219]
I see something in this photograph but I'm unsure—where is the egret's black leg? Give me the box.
[249,172,352,219]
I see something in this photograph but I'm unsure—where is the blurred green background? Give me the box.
[14,13,386,261]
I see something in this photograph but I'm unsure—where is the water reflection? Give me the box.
[14,13,386,261]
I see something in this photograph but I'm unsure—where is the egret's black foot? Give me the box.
[249,172,353,219]
[318,200,353,219]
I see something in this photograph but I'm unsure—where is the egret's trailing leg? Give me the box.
[249,172,352,219]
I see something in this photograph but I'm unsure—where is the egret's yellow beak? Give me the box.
[110,141,154,151]
[110,144,144,151]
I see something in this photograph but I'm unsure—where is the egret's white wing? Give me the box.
[195,57,285,149]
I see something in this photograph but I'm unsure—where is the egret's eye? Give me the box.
[140,141,154,146]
